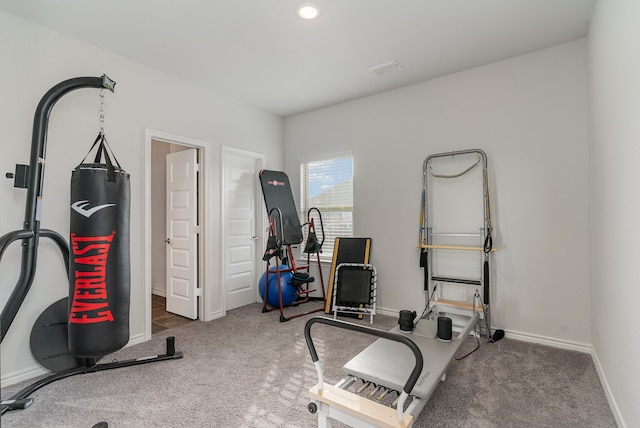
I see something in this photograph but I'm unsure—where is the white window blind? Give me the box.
[300,154,353,262]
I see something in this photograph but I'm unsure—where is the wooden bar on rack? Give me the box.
[433,299,483,311]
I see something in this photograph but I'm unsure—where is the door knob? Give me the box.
[165,238,171,244]
[251,236,259,241]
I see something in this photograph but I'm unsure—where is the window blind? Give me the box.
[300,154,353,261]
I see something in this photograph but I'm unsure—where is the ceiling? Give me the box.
[1,0,596,117]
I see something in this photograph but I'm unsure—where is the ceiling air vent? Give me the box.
[367,59,404,77]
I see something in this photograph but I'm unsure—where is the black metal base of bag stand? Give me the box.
[0,336,184,415]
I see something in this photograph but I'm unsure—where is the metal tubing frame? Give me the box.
[421,149,493,333]
[304,207,325,248]
[0,336,183,415]
[421,149,490,249]
[304,210,326,302]
[262,207,326,322]
[1,75,115,342]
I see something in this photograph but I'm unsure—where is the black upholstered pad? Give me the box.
[259,170,303,245]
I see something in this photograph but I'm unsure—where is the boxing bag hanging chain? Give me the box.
[98,88,105,135]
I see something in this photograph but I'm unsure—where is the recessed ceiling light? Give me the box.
[297,3,320,20]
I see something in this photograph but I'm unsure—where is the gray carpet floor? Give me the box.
[1,302,616,427]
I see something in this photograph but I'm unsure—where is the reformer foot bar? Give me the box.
[305,310,479,427]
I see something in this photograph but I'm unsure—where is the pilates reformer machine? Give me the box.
[0,75,182,416]
[305,312,479,427]
[303,149,501,427]
[258,170,326,322]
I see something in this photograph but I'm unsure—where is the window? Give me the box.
[300,153,353,262]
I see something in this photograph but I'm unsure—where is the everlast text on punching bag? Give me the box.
[68,133,130,357]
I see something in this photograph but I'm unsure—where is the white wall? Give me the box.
[285,39,590,347]
[0,11,283,384]
[589,1,640,427]
[150,140,171,296]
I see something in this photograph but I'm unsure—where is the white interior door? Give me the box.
[223,149,262,310]
[166,148,198,319]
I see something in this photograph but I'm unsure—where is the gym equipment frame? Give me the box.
[0,75,182,415]
[259,170,327,322]
[419,149,499,338]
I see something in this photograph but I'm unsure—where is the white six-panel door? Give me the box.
[166,149,199,319]
[223,149,262,310]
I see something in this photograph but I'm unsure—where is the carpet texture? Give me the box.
[1,302,616,427]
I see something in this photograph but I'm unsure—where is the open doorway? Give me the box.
[145,131,206,338]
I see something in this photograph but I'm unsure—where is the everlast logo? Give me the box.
[70,232,116,324]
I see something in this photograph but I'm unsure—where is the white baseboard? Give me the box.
[127,332,147,347]
[152,289,166,297]
[375,306,400,318]
[503,328,592,354]
[1,365,49,387]
[591,348,626,428]
[206,309,225,322]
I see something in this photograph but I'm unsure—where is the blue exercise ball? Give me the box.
[259,265,296,308]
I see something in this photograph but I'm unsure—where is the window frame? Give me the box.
[299,152,354,263]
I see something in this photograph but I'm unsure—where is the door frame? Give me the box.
[144,129,209,340]
[221,145,265,311]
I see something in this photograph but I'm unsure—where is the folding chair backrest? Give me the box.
[325,237,372,314]
[335,265,373,307]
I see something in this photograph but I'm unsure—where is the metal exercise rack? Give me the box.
[419,149,496,335]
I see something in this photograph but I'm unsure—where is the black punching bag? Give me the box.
[68,133,130,357]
